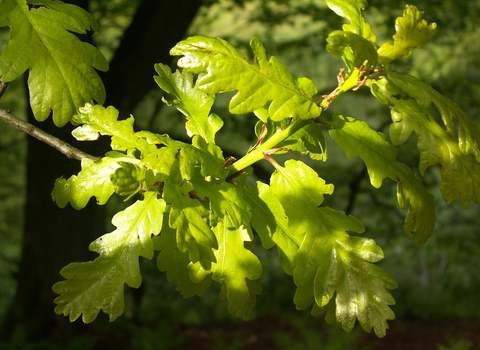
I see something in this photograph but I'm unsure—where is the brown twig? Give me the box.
[0,108,100,161]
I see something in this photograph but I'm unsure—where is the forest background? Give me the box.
[0,0,480,349]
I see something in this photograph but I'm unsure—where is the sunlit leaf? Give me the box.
[244,182,300,275]
[326,0,376,42]
[378,5,436,64]
[51,152,139,210]
[72,104,156,156]
[154,220,212,298]
[171,36,322,121]
[163,180,218,270]
[154,63,223,144]
[0,0,108,126]
[372,75,480,208]
[329,115,436,243]
[53,192,166,322]
[189,216,263,320]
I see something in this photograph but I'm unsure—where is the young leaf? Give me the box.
[154,63,223,144]
[189,216,263,320]
[51,152,139,210]
[53,192,166,322]
[171,36,322,121]
[372,75,480,208]
[110,161,145,198]
[0,0,108,126]
[72,104,157,156]
[377,5,436,64]
[163,179,218,270]
[328,115,436,243]
[154,221,212,298]
[326,0,376,42]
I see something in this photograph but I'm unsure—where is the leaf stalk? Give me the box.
[226,118,311,176]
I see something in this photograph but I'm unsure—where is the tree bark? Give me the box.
[101,0,202,114]
[2,0,202,341]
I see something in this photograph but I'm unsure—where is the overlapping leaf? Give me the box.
[190,175,251,228]
[268,160,396,337]
[270,159,334,237]
[72,104,157,156]
[154,63,223,144]
[328,115,436,243]
[51,151,140,210]
[372,75,480,208]
[171,36,322,121]
[139,132,227,181]
[378,5,436,64]
[53,192,166,322]
[255,118,327,161]
[189,216,263,320]
[244,182,300,275]
[163,179,218,270]
[326,30,378,71]
[387,72,480,160]
[326,0,376,42]
[0,0,108,126]
[154,220,212,298]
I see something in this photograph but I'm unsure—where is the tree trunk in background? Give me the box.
[2,118,104,340]
[101,0,202,114]
[2,0,202,341]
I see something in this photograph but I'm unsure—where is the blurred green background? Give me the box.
[1,0,480,349]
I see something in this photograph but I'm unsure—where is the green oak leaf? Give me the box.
[163,179,218,270]
[306,209,396,338]
[72,104,157,156]
[154,63,223,144]
[154,220,212,298]
[326,30,378,71]
[326,0,376,42]
[189,216,263,320]
[378,5,436,64]
[329,115,436,243]
[268,159,396,337]
[292,207,396,338]
[171,36,322,121]
[244,182,300,275]
[371,76,480,208]
[53,192,166,322]
[51,152,139,210]
[0,0,108,126]
[386,72,480,161]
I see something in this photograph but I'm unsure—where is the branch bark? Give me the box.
[0,108,99,161]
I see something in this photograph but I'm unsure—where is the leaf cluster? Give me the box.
[2,0,479,339]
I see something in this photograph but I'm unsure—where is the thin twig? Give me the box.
[0,108,100,161]
[0,82,8,99]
